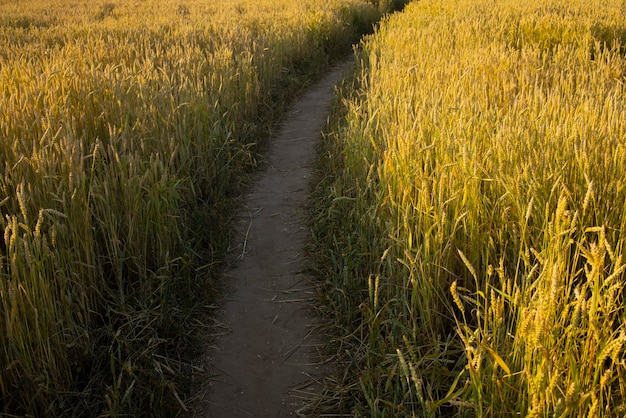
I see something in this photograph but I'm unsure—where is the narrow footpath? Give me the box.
[202,60,353,417]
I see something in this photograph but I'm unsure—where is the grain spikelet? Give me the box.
[450,280,465,314]
[16,183,29,225]
[458,249,477,280]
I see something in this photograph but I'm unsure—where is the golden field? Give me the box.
[0,0,390,415]
[312,0,626,415]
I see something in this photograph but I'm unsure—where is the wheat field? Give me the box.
[312,0,626,415]
[0,0,394,415]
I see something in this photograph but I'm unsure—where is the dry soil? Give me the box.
[202,59,353,417]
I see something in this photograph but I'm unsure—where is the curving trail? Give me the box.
[203,59,353,417]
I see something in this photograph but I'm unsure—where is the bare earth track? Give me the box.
[202,60,353,417]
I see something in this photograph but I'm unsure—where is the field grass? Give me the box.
[0,0,397,415]
[311,0,626,415]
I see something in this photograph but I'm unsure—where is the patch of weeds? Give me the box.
[177,4,190,17]
[95,3,116,21]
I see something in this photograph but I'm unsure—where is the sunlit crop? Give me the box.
[0,0,386,415]
[312,0,626,415]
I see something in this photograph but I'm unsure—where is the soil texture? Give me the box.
[202,59,353,417]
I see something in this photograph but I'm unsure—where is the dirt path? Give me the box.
[202,59,353,417]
